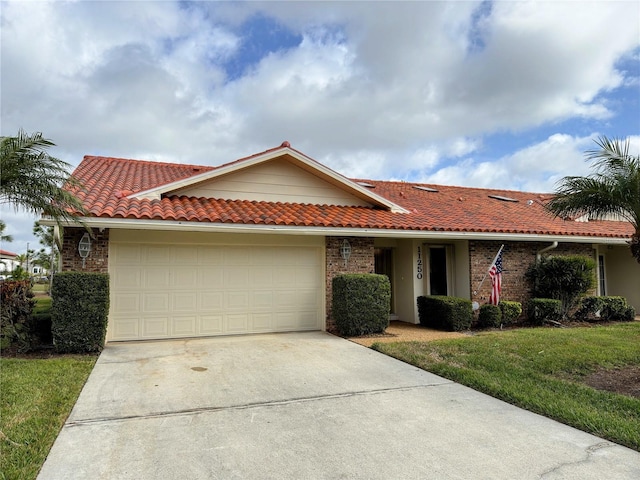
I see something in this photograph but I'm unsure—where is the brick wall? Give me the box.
[469,240,596,308]
[61,227,109,273]
[325,237,375,333]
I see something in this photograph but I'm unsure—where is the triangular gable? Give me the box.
[130,143,408,213]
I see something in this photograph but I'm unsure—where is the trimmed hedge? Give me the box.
[478,304,502,328]
[52,272,110,353]
[575,296,635,322]
[0,280,36,352]
[499,300,523,325]
[575,296,604,321]
[600,296,635,321]
[417,296,472,332]
[32,296,53,344]
[526,298,562,325]
[332,274,391,337]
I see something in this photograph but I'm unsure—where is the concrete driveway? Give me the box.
[39,332,640,479]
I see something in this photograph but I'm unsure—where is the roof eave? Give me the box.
[41,216,631,245]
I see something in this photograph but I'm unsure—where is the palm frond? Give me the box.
[0,129,87,225]
[547,135,640,262]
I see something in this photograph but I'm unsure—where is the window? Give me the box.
[598,255,606,296]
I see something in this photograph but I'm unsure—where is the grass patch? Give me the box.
[373,322,640,451]
[31,283,48,295]
[0,355,96,480]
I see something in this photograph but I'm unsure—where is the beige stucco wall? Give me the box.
[170,158,371,207]
[600,245,640,312]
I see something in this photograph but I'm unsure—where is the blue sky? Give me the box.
[1,0,639,256]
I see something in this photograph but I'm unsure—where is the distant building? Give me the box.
[0,249,19,277]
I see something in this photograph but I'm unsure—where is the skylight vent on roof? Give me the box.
[489,195,519,203]
[357,182,375,188]
[413,186,439,192]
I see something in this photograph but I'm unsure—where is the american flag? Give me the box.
[488,250,503,305]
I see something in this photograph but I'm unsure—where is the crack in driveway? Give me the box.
[65,381,452,427]
[539,441,620,478]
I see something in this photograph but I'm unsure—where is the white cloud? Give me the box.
[419,133,640,193]
[1,1,638,252]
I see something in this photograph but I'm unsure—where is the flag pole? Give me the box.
[473,244,504,295]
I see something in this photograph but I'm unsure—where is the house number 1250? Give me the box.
[417,246,423,279]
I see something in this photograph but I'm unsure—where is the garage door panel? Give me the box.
[200,315,223,334]
[199,269,224,288]
[143,268,170,288]
[251,313,273,331]
[226,291,249,309]
[143,293,169,313]
[142,317,169,338]
[225,268,249,288]
[226,314,248,332]
[113,294,140,314]
[173,247,198,265]
[110,243,323,341]
[275,312,298,329]
[115,245,142,264]
[198,247,223,265]
[171,316,197,336]
[224,248,250,265]
[200,292,223,310]
[173,292,197,311]
[145,246,170,264]
[172,268,197,288]
[112,267,142,289]
[251,269,273,286]
[298,311,319,328]
[253,291,273,309]
[295,267,319,285]
[111,317,139,340]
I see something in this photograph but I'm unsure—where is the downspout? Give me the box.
[536,241,558,262]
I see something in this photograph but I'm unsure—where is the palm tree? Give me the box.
[546,136,640,263]
[0,220,13,243]
[0,129,86,224]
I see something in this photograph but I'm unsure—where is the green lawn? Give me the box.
[373,322,640,451]
[0,355,96,480]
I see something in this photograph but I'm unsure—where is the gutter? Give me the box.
[40,217,630,245]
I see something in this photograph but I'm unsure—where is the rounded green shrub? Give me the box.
[478,304,502,328]
[332,274,391,337]
[499,301,522,325]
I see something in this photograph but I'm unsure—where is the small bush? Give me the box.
[52,272,110,353]
[525,256,596,318]
[478,304,502,328]
[417,296,472,332]
[575,296,604,321]
[600,296,635,321]
[499,300,522,325]
[332,274,390,337]
[0,280,36,352]
[526,298,562,326]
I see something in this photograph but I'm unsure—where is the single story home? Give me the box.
[47,142,638,342]
[0,249,19,277]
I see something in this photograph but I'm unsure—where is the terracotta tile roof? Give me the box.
[0,249,18,257]
[67,154,634,239]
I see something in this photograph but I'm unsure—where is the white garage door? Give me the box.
[109,243,324,341]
